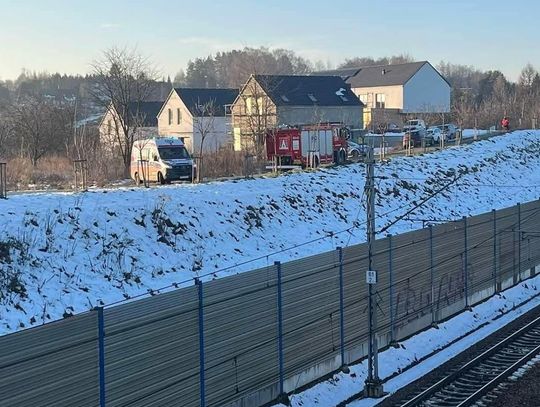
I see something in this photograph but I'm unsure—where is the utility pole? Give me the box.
[363,146,384,398]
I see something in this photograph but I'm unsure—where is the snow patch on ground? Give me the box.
[0,130,539,334]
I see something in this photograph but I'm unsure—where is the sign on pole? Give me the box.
[366,270,377,285]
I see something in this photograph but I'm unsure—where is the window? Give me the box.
[168,108,173,125]
[158,146,190,160]
[307,93,318,102]
[246,97,253,114]
[359,94,368,105]
[375,93,386,109]
[177,108,181,124]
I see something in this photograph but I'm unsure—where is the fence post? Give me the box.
[493,209,499,293]
[195,278,206,407]
[518,202,522,281]
[96,307,106,407]
[337,247,349,373]
[275,261,289,405]
[429,225,437,326]
[388,234,398,347]
[463,216,471,310]
[0,162,6,199]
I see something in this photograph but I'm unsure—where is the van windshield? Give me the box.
[158,146,190,160]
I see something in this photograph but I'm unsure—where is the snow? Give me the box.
[274,276,540,407]
[462,128,491,139]
[0,130,539,334]
[75,113,103,128]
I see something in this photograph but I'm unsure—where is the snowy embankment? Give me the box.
[0,130,539,335]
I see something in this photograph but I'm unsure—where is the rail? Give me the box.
[399,315,540,406]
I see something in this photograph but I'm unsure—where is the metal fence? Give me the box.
[1,200,540,407]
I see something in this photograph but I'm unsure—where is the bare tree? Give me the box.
[192,99,219,182]
[232,75,278,160]
[9,96,73,166]
[90,46,159,176]
[0,114,13,159]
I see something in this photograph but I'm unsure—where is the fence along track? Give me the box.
[396,315,540,407]
[0,200,540,407]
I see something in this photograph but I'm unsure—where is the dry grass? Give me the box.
[6,156,73,189]
[2,148,265,191]
[5,154,125,190]
[198,149,267,180]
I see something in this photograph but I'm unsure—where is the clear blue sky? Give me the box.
[1,0,538,81]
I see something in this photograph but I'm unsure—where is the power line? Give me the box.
[378,175,462,235]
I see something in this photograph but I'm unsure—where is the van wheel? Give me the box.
[157,172,166,185]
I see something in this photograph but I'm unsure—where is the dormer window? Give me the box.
[307,94,317,102]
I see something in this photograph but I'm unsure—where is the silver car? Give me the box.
[347,140,369,162]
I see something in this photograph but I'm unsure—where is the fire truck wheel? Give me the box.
[338,150,346,164]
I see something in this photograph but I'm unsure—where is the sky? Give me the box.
[0,0,538,81]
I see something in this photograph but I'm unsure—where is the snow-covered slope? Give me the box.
[0,130,539,335]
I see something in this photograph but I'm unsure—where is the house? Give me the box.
[231,74,363,152]
[315,61,451,129]
[99,101,163,147]
[157,88,238,153]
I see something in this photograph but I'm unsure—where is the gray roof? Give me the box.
[313,61,451,88]
[174,88,238,116]
[252,75,363,107]
[128,101,163,127]
[311,68,362,81]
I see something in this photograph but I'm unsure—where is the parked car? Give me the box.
[437,124,458,140]
[347,140,369,162]
[374,123,401,134]
[402,130,423,148]
[403,129,437,148]
[427,127,445,143]
[387,123,401,133]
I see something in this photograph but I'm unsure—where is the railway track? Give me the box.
[390,315,540,407]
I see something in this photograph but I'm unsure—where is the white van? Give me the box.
[131,137,194,184]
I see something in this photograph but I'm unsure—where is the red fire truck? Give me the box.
[266,123,350,168]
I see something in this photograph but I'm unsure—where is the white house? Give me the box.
[157,88,238,153]
[98,101,163,147]
[315,61,451,129]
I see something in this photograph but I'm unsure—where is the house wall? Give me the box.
[403,63,451,113]
[231,77,277,152]
[351,85,404,110]
[99,109,157,151]
[157,91,195,151]
[98,109,120,146]
[276,106,363,129]
[191,116,230,154]
[158,91,232,153]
